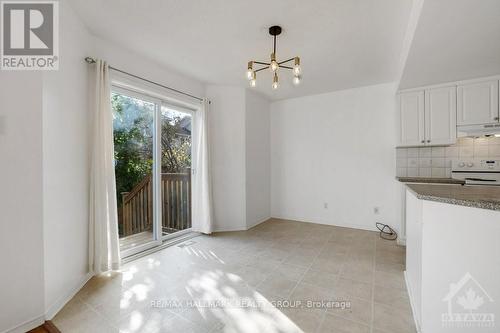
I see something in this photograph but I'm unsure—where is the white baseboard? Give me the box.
[2,271,92,333]
[213,225,247,232]
[270,214,379,232]
[2,315,44,333]
[247,217,271,230]
[213,217,271,233]
[404,270,422,333]
[44,271,93,320]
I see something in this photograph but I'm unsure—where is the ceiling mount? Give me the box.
[269,25,282,36]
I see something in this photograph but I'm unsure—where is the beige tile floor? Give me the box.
[53,219,416,333]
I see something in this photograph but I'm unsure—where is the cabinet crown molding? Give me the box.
[398,74,500,94]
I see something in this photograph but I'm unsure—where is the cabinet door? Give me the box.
[425,86,457,145]
[457,80,499,126]
[398,91,425,147]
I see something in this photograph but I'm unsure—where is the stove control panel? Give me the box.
[452,160,500,171]
[481,160,500,170]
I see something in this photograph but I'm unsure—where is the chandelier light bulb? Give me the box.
[293,57,301,75]
[246,70,253,80]
[293,75,301,85]
[272,73,279,90]
[270,53,279,72]
[250,72,256,87]
[270,61,279,72]
[246,61,254,80]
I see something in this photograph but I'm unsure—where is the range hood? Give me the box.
[457,123,500,137]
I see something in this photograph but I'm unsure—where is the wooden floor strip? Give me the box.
[27,321,61,333]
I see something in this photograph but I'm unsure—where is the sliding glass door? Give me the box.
[160,105,193,237]
[111,86,194,257]
[112,89,157,255]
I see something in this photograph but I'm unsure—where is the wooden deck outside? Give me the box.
[118,172,192,238]
[119,228,185,252]
[119,231,154,252]
[118,171,192,253]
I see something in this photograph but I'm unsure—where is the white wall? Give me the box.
[0,3,92,330]
[42,1,92,319]
[245,90,271,228]
[206,86,247,231]
[92,36,205,100]
[0,72,45,332]
[206,86,271,232]
[270,82,401,233]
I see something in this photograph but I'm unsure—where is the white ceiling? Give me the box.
[399,0,500,89]
[69,0,412,100]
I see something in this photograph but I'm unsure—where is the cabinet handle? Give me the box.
[421,140,425,143]
[494,117,499,121]
[427,140,431,143]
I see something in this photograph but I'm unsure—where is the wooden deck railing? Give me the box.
[119,171,192,237]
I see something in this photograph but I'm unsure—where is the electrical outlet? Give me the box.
[374,207,380,214]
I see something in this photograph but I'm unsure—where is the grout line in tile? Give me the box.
[59,224,410,333]
[79,297,122,330]
[287,236,331,333]
[317,236,377,332]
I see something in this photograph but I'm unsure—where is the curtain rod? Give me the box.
[84,56,203,102]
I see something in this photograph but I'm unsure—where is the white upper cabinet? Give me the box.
[398,87,457,147]
[425,86,457,145]
[397,76,500,147]
[398,91,425,147]
[457,80,499,126]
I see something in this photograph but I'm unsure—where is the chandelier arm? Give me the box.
[254,66,269,73]
[278,57,295,65]
[254,61,270,66]
[280,65,293,70]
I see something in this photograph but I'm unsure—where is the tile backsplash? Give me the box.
[396,137,500,178]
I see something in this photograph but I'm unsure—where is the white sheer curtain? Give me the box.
[192,99,214,234]
[88,59,121,273]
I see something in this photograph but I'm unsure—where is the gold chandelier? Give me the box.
[246,26,301,90]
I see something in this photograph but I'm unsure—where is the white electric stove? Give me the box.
[451,159,500,186]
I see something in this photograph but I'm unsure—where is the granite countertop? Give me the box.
[397,177,465,185]
[406,183,500,211]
